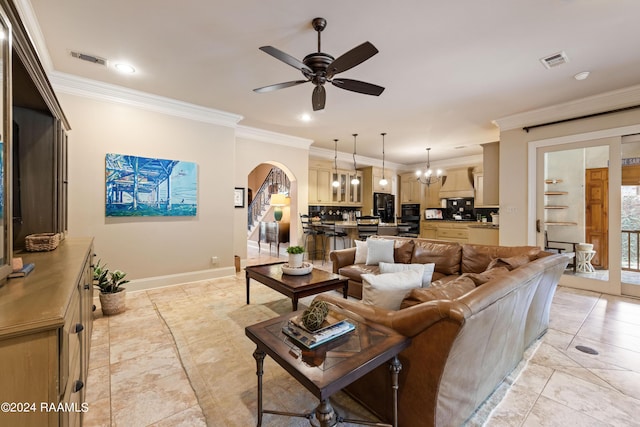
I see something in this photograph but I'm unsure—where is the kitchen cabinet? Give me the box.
[400,173,425,205]
[421,222,437,239]
[474,173,484,207]
[424,179,442,208]
[0,238,94,427]
[436,222,469,243]
[309,167,333,204]
[481,142,500,206]
[468,226,499,245]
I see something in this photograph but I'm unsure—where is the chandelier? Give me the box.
[416,147,442,186]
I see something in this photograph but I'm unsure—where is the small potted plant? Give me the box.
[286,245,305,268]
[93,260,129,315]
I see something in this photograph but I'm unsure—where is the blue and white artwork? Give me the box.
[105,153,197,217]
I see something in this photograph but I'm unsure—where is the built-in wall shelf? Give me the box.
[544,205,568,209]
[545,179,563,184]
[544,191,569,195]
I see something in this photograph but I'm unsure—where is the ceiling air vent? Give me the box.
[540,51,569,69]
[70,51,107,66]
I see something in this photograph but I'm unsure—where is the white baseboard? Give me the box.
[126,266,238,292]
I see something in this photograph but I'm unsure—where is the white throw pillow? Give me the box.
[361,270,423,310]
[379,262,435,287]
[365,238,395,265]
[354,240,368,264]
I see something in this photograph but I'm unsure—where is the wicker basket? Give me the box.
[25,233,60,252]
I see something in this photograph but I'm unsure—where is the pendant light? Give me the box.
[416,147,442,186]
[379,132,388,186]
[332,139,340,187]
[351,134,360,185]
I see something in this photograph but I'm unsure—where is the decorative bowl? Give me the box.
[282,262,313,275]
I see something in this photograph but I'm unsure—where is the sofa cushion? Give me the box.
[362,270,423,310]
[366,238,395,265]
[354,240,368,264]
[461,244,542,273]
[392,239,415,264]
[411,240,462,276]
[338,264,380,282]
[399,275,476,309]
[379,262,434,287]
[462,266,510,286]
[486,255,531,271]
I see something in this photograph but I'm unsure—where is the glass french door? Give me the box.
[536,138,622,295]
[621,135,640,297]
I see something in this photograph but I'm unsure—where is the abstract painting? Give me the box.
[105,153,197,217]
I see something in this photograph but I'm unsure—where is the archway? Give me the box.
[246,161,299,255]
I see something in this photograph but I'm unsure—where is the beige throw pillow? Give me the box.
[354,240,368,264]
[361,270,423,310]
[379,262,435,287]
[365,238,395,266]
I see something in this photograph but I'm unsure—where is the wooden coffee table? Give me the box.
[245,262,348,311]
[245,309,411,427]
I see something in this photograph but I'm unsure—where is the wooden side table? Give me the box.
[245,309,411,427]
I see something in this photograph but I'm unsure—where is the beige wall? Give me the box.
[60,93,239,289]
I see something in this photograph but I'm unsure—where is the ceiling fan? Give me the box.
[253,17,385,111]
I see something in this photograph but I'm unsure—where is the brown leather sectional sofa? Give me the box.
[319,236,570,427]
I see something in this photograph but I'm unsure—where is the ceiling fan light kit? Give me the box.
[254,17,384,111]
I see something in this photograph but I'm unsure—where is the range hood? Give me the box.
[438,167,475,199]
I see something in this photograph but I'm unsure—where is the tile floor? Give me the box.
[84,248,640,426]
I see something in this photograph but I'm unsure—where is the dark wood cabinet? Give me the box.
[258,221,290,254]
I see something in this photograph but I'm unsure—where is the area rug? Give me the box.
[151,277,538,426]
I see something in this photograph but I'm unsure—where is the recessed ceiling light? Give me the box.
[114,63,135,74]
[299,113,312,122]
[574,71,590,81]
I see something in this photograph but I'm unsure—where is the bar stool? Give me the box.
[356,216,380,241]
[320,215,349,254]
[300,214,325,263]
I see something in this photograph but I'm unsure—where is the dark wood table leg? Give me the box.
[246,270,251,305]
[253,348,266,427]
[342,281,348,299]
[389,356,402,427]
[292,296,298,311]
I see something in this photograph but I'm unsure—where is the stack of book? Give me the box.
[9,263,35,279]
[282,315,355,349]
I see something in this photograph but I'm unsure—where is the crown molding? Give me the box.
[236,125,314,149]
[50,72,243,127]
[493,84,640,131]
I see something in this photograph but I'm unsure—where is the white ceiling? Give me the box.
[23,0,640,165]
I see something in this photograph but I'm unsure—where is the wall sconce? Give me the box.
[270,193,287,221]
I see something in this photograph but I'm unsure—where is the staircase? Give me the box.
[248,167,290,234]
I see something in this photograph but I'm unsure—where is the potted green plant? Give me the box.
[93,260,129,315]
[286,245,305,268]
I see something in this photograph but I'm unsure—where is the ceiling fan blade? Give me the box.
[331,78,385,96]
[326,42,379,78]
[312,85,326,111]
[259,46,313,74]
[253,80,309,93]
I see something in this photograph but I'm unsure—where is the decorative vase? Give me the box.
[288,253,304,268]
[99,289,127,315]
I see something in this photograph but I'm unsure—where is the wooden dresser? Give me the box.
[0,238,94,426]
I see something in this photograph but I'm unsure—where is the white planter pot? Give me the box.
[288,253,304,268]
